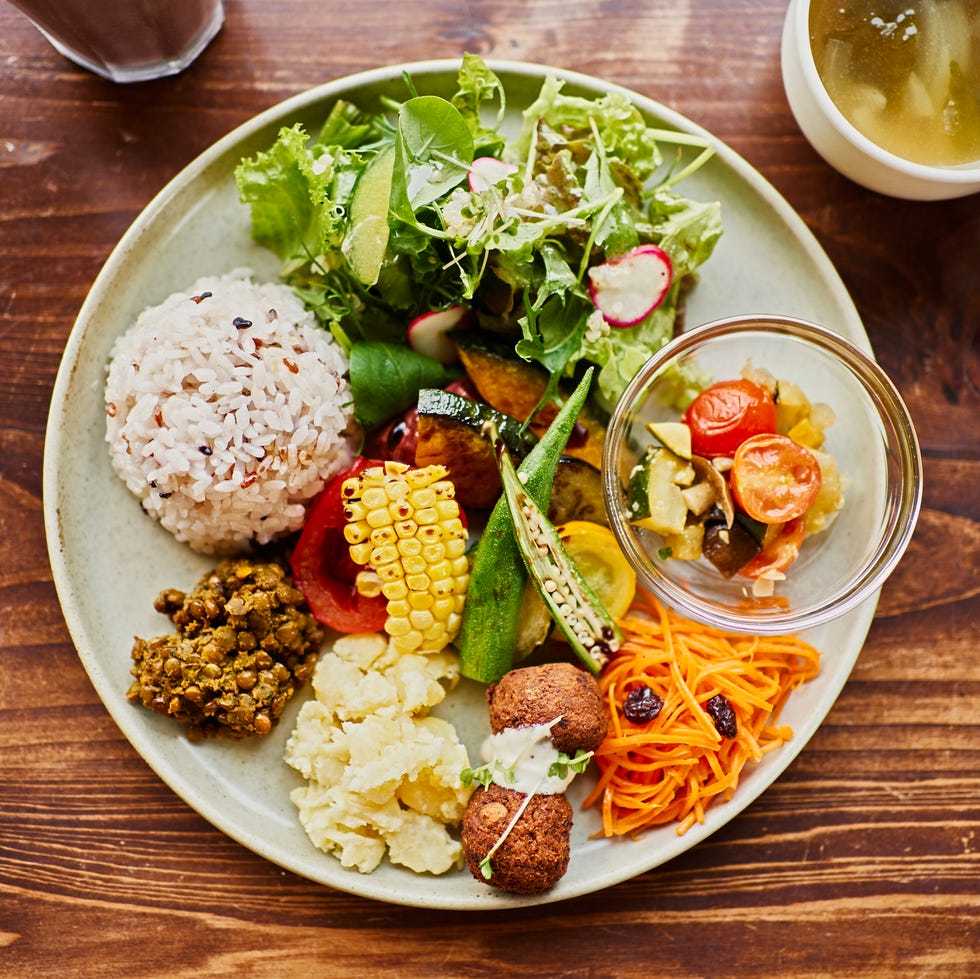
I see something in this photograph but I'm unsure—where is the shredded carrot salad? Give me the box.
[583,591,820,837]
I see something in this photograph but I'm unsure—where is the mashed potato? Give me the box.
[284,633,472,874]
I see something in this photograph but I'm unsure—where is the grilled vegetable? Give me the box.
[414,387,537,508]
[342,461,470,654]
[454,334,606,469]
[494,434,621,674]
[457,370,593,684]
[547,456,607,527]
[555,521,636,620]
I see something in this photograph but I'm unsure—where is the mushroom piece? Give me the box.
[686,455,736,528]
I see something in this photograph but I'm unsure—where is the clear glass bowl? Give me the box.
[602,315,923,634]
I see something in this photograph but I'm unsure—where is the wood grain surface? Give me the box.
[1,1,978,976]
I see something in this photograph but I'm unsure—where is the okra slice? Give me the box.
[490,424,621,674]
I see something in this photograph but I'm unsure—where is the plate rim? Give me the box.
[42,57,875,909]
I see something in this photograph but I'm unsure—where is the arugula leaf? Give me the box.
[348,341,460,430]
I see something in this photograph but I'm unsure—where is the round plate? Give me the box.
[43,59,876,909]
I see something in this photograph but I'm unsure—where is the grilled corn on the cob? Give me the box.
[342,461,470,654]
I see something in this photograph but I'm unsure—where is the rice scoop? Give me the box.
[104,270,359,554]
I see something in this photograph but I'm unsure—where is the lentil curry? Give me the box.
[127,558,323,740]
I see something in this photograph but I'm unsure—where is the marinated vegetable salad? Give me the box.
[627,363,845,594]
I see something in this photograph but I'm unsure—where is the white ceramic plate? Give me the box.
[43,59,876,909]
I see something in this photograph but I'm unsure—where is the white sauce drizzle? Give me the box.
[480,718,574,795]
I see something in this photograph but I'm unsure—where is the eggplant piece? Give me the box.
[548,456,607,527]
[701,507,763,578]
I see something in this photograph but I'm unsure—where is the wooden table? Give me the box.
[2,1,977,975]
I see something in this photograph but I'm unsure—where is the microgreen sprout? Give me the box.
[548,749,594,780]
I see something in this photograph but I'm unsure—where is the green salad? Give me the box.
[235,54,723,425]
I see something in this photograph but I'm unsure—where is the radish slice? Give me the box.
[468,157,518,193]
[588,244,673,327]
[407,306,471,364]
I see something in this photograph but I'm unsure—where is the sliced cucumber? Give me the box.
[344,145,395,286]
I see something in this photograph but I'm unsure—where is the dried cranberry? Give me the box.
[623,685,664,724]
[705,694,737,739]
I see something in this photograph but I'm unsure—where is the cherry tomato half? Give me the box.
[290,457,388,633]
[739,517,806,578]
[682,378,777,458]
[730,433,822,524]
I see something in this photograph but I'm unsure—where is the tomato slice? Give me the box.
[739,517,806,578]
[682,378,777,457]
[730,434,822,524]
[289,457,388,633]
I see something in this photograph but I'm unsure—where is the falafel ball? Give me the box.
[462,783,573,894]
[487,661,608,753]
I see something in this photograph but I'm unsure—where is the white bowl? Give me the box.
[781,0,980,201]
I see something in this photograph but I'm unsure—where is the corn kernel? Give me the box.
[421,542,446,563]
[366,507,393,529]
[382,579,408,601]
[344,522,370,545]
[415,506,438,525]
[435,500,459,521]
[426,559,451,582]
[355,571,383,598]
[445,538,466,559]
[410,487,437,509]
[370,525,397,547]
[371,544,399,567]
[377,562,404,583]
[430,578,454,598]
[406,573,431,592]
[385,479,410,501]
[394,519,418,539]
[432,480,455,499]
[392,630,424,653]
[390,500,414,521]
[418,525,443,544]
[432,597,455,620]
[384,617,412,638]
[410,609,435,631]
[348,541,373,565]
[408,591,434,611]
[403,555,427,576]
[406,466,445,489]
[344,500,368,521]
[422,621,447,643]
[397,537,422,558]
[361,486,388,510]
[386,599,411,619]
